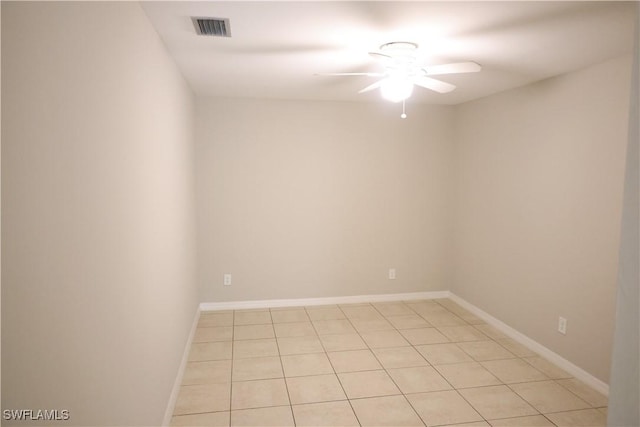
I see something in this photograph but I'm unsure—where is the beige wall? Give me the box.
[2,3,197,426]
[196,98,454,302]
[452,55,632,382]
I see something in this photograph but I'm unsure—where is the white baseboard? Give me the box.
[162,305,201,426]
[448,292,609,396]
[200,290,450,312]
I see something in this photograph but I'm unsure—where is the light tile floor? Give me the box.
[171,299,608,427]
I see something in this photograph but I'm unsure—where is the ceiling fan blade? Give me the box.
[358,80,384,93]
[412,76,456,93]
[315,72,384,77]
[423,62,482,76]
[368,52,392,60]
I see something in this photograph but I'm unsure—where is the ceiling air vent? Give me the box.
[192,17,231,37]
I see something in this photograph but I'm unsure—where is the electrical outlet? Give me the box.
[558,316,567,334]
[388,268,396,280]
[223,274,232,286]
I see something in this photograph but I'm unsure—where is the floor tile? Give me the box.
[274,321,317,337]
[545,409,606,427]
[199,311,234,327]
[481,358,548,383]
[234,310,272,326]
[230,405,294,426]
[456,313,486,325]
[340,304,383,320]
[174,383,231,415]
[372,346,429,368]
[420,311,467,327]
[277,335,324,355]
[338,370,401,398]
[407,390,483,426]
[457,340,517,361]
[286,373,347,404]
[350,318,395,333]
[434,362,502,388]
[349,395,424,426]
[443,422,490,426]
[523,357,572,379]
[443,307,485,325]
[406,301,442,315]
[387,366,452,393]
[415,343,474,365]
[360,330,410,348]
[312,319,357,335]
[438,326,489,342]
[281,353,334,377]
[292,401,359,426]
[183,360,232,385]
[434,299,462,311]
[510,381,590,413]
[171,411,230,426]
[306,307,346,321]
[373,302,415,316]
[427,298,450,312]
[174,298,608,427]
[556,379,608,407]
[488,415,555,426]
[319,333,368,351]
[232,356,283,381]
[193,326,233,343]
[188,341,233,362]
[458,385,538,419]
[435,301,483,325]
[400,327,450,345]
[231,378,289,410]
[496,338,537,357]
[271,308,310,323]
[474,324,508,340]
[328,349,382,373]
[386,314,431,329]
[233,324,274,340]
[233,339,278,359]
[407,300,445,312]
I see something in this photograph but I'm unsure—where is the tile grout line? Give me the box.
[270,308,298,427]
[308,304,364,427]
[430,300,528,426]
[228,310,235,426]
[405,299,546,425]
[398,300,487,426]
[552,377,604,409]
[367,302,428,426]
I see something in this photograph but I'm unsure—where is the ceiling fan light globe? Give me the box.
[380,77,414,103]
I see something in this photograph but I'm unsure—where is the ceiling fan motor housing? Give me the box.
[379,42,421,77]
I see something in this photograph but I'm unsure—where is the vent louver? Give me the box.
[192,17,231,37]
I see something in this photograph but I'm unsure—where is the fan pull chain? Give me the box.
[401,99,407,119]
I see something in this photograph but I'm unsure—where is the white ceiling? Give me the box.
[142,1,636,105]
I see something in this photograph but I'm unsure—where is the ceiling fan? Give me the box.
[320,41,481,105]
